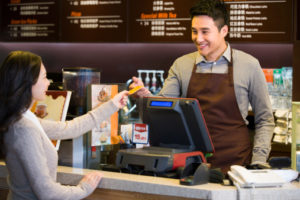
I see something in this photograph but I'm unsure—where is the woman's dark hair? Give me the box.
[0,51,42,157]
[189,0,229,30]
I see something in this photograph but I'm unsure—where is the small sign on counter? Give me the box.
[132,123,149,144]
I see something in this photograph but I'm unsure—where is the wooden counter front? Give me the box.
[2,161,300,200]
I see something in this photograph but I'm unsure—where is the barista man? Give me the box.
[130,0,274,173]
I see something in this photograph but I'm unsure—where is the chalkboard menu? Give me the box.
[0,0,294,43]
[128,0,198,42]
[0,0,59,41]
[61,0,127,42]
[226,0,293,42]
[128,0,293,42]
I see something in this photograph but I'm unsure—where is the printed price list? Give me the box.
[225,0,293,42]
[0,0,59,41]
[128,0,198,42]
[61,0,127,42]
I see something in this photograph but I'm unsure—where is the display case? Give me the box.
[60,67,100,169]
[291,102,300,171]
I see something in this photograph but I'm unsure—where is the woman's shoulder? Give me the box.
[15,117,37,130]
[6,117,40,142]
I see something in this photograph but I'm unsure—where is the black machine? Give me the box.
[116,97,214,178]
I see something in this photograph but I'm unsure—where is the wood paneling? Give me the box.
[0,188,202,200]
[0,188,8,200]
[84,188,202,200]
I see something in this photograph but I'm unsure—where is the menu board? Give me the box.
[225,0,293,42]
[128,0,293,43]
[0,0,59,41]
[128,0,198,42]
[61,0,127,42]
[0,0,294,43]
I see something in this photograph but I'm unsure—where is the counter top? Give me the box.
[1,161,300,200]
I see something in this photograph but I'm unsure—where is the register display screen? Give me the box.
[149,101,173,107]
[141,97,214,153]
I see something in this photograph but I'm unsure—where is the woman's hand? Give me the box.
[80,171,103,191]
[111,90,129,109]
[129,76,151,97]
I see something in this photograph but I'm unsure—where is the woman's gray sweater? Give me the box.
[4,100,118,200]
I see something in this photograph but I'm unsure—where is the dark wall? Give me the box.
[292,0,299,101]
[0,42,293,83]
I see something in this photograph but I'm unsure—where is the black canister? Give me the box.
[62,67,100,116]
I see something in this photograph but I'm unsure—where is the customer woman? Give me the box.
[0,51,128,200]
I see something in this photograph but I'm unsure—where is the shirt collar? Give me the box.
[195,43,232,65]
[23,109,43,132]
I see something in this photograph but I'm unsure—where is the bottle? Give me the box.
[144,71,150,90]
[150,71,157,94]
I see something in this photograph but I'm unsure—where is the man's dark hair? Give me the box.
[189,0,229,30]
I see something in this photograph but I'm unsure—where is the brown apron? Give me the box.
[186,52,252,173]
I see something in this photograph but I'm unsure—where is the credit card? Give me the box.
[128,86,143,95]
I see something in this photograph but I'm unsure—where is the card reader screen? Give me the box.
[150,101,173,107]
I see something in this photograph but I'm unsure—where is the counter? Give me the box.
[1,161,300,200]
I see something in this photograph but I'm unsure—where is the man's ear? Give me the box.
[221,25,228,37]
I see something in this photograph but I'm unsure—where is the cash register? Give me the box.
[115,97,215,178]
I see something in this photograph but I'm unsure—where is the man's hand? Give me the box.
[129,76,151,97]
